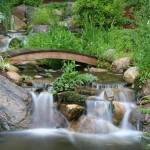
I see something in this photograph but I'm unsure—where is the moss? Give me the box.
[57,91,86,104]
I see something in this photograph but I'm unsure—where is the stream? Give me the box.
[0,32,147,149]
[0,70,147,150]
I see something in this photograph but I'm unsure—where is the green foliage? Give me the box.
[40,2,68,10]
[82,25,135,58]
[73,0,126,28]
[132,24,150,85]
[45,69,54,78]
[0,0,12,31]
[9,0,42,6]
[51,61,98,94]
[0,56,11,72]
[77,73,98,84]
[0,12,4,23]
[59,91,85,103]
[21,75,33,81]
[25,26,84,52]
[32,8,59,25]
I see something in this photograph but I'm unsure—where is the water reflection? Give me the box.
[0,129,145,150]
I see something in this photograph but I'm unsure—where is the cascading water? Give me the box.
[0,32,27,52]
[31,92,54,128]
[0,80,146,150]
[85,83,139,132]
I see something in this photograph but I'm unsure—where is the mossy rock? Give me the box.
[57,91,86,105]
[137,96,150,106]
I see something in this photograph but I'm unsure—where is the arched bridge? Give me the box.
[2,49,98,66]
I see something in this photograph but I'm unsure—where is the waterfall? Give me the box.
[31,91,54,128]
[120,103,136,130]
[0,32,27,52]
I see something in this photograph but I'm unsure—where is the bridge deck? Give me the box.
[1,49,98,66]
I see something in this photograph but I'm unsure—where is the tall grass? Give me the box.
[0,0,12,31]
[25,26,84,53]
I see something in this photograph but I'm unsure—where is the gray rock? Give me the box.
[112,57,131,73]
[32,25,49,33]
[104,48,116,60]
[12,5,27,21]
[12,15,27,31]
[68,115,119,134]
[0,75,32,130]
[104,89,114,101]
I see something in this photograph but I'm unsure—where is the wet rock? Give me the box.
[104,89,114,101]
[32,25,49,33]
[6,71,22,85]
[52,110,69,128]
[140,79,150,97]
[0,75,32,130]
[60,104,85,121]
[12,5,27,21]
[129,108,141,128]
[0,34,8,48]
[68,115,119,134]
[140,104,150,132]
[34,75,43,79]
[86,67,108,73]
[124,67,139,84]
[112,57,131,73]
[112,101,126,125]
[12,15,27,31]
[57,91,86,105]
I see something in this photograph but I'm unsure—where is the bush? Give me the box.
[25,26,84,52]
[132,23,150,85]
[73,0,126,28]
[82,25,135,59]
[51,61,98,94]
[31,8,58,25]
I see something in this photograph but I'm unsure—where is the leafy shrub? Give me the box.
[73,0,126,28]
[82,25,135,59]
[32,8,50,25]
[132,23,150,85]
[51,61,98,94]
[25,26,84,52]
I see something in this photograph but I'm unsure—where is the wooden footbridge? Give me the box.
[1,49,98,66]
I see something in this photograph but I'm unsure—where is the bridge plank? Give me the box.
[2,49,98,66]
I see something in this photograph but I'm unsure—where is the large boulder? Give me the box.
[60,104,85,121]
[0,75,32,130]
[12,15,27,31]
[123,67,139,84]
[68,115,119,134]
[12,5,27,21]
[7,65,20,73]
[112,101,126,125]
[104,89,114,101]
[6,71,22,85]
[112,57,131,73]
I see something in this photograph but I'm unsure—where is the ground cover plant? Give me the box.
[51,61,98,94]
